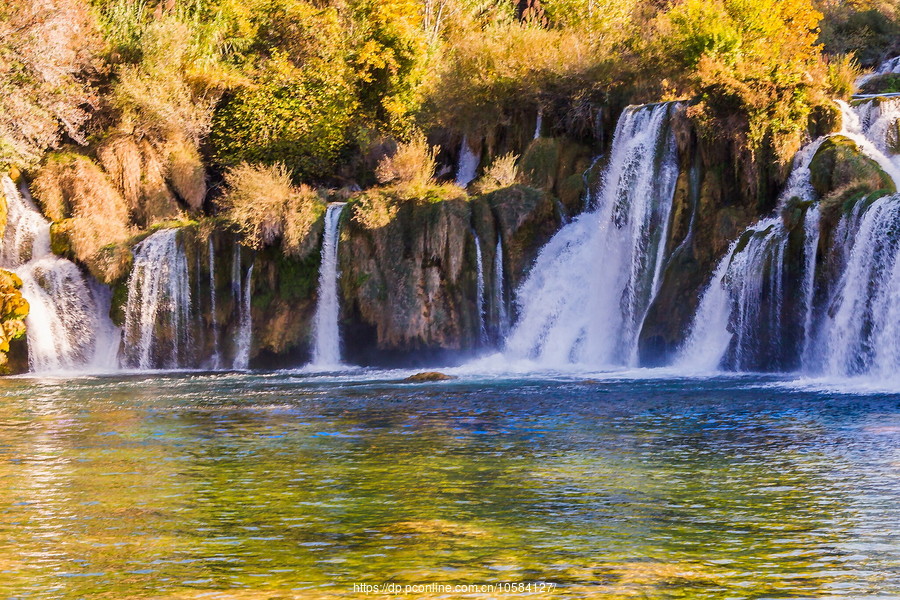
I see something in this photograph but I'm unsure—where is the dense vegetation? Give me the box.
[2,0,899,257]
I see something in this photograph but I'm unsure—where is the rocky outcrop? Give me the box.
[339,185,561,365]
[809,135,896,235]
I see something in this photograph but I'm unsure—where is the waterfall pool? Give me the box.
[1,370,899,598]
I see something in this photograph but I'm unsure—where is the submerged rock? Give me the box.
[403,371,457,382]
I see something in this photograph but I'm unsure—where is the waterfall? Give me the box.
[800,204,820,367]
[208,238,221,369]
[683,217,792,371]
[122,229,191,369]
[554,199,570,225]
[677,137,827,371]
[455,136,480,188]
[311,203,346,367]
[838,99,900,179]
[679,97,900,375]
[473,233,487,345]
[534,111,543,140]
[582,154,604,212]
[813,195,900,377]
[233,262,253,370]
[856,56,900,88]
[503,103,679,367]
[0,176,119,372]
[228,244,253,370]
[493,238,509,342]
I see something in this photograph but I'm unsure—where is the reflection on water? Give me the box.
[1,372,899,598]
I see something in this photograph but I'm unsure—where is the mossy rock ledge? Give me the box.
[0,269,29,375]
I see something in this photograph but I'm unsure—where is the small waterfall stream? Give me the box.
[493,238,509,342]
[311,203,346,367]
[122,229,192,369]
[228,245,252,369]
[1,176,119,372]
[473,233,487,346]
[800,203,820,366]
[208,238,221,369]
[455,136,480,188]
[233,261,253,370]
[504,102,679,367]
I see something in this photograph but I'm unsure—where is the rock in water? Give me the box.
[403,371,457,382]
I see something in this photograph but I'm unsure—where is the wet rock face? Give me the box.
[339,187,561,365]
[339,196,476,364]
[638,108,795,365]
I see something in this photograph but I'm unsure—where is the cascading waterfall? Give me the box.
[800,203,820,366]
[838,99,900,180]
[678,217,793,371]
[504,102,679,367]
[455,136,480,188]
[812,196,900,377]
[473,233,487,345]
[856,56,900,88]
[677,137,827,371]
[493,238,509,341]
[0,176,119,372]
[122,229,192,369]
[311,203,346,367]
[679,96,900,377]
[534,111,543,140]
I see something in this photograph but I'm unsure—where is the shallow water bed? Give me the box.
[1,372,899,598]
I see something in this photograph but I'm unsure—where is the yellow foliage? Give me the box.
[31,154,134,265]
[473,152,519,194]
[375,133,439,191]
[218,162,325,257]
[654,0,828,161]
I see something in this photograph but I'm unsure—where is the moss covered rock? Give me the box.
[339,193,476,364]
[810,135,895,201]
[0,269,29,375]
[403,371,457,382]
[810,134,897,242]
[477,184,560,293]
[49,219,76,259]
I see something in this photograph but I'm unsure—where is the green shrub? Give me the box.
[210,55,358,180]
[474,152,520,194]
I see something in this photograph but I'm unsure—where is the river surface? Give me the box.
[1,369,899,599]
